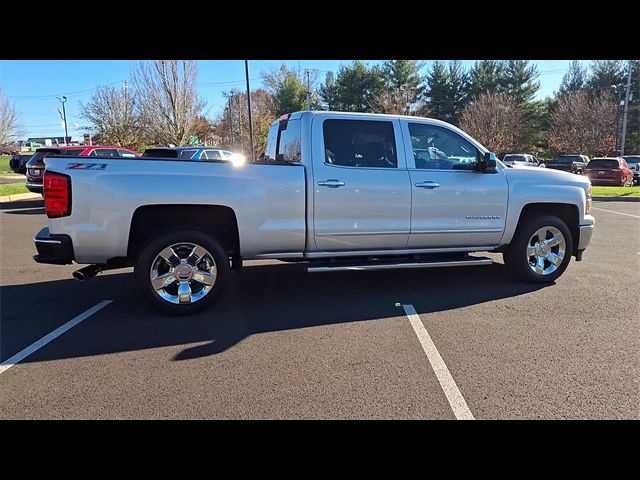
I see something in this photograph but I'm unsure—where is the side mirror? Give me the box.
[480,152,498,173]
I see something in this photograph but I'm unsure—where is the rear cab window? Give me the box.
[260,117,301,164]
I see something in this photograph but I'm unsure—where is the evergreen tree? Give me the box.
[372,60,425,114]
[465,60,505,99]
[500,60,540,106]
[319,61,385,112]
[558,60,587,95]
[319,71,338,110]
[586,60,626,93]
[421,60,467,125]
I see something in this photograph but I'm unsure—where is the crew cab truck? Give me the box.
[34,111,595,315]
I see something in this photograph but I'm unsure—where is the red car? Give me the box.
[586,157,635,187]
[26,145,139,193]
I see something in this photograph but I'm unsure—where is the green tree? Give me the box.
[586,60,626,93]
[498,61,541,152]
[420,60,467,125]
[262,64,310,115]
[500,60,540,106]
[371,60,424,114]
[465,60,505,99]
[558,61,587,95]
[319,61,385,112]
[319,71,339,110]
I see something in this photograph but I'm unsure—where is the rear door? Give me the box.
[400,120,508,248]
[311,115,411,251]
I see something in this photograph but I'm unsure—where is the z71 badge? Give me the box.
[66,163,108,170]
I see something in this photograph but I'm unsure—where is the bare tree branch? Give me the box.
[132,60,206,146]
[79,84,142,148]
[0,88,21,145]
[459,92,524,156]
[548,90,617,157]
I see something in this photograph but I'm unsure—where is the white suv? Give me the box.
[502,153,543,168]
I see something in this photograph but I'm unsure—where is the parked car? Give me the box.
[621,155,640,185]
[502,153,543,168]
[586,157,635,186]
[9,153,35,174]
[25,145,139,193]
[33,111,595,316]
[544,154,589,174]
[142,146,244,164]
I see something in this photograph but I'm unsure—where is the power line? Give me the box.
[7,81,122,99]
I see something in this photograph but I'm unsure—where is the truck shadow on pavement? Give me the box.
[1,262,550,364]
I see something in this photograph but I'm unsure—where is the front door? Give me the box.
[312,116,411,251]
[399,121,508,248]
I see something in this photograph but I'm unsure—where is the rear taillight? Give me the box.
[44,171,71,218]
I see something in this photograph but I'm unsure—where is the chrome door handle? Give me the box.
[317,179,345,188]
[415,181,440,189]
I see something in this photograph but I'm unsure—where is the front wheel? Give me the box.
[134,229,231,315]
[503,215,573,283]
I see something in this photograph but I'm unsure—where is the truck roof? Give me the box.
[271,110,463,129]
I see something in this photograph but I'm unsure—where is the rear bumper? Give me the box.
[588,179,621,186]
[577,215,595,251]
[33,227,74,265]
[26,182,43,193]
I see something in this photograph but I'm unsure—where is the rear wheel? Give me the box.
[503,215,573,283]
[134,229,231,315]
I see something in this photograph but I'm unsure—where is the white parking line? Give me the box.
[592,207,640,219]
[0,300,113,376]
[401,304,474,420]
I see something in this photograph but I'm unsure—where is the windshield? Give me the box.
[558,155,582,164]
[587,159,619,169]
[622,156,640,165]
[60,149,84,156]
[503,155,526,162]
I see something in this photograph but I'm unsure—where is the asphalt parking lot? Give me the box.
[1,200,639,419]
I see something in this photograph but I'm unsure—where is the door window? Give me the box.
[408,123,480,171]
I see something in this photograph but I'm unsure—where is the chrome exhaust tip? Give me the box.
[73,264,102,281]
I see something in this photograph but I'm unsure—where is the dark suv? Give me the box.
[9,153,34,174]
[543,154,589,174]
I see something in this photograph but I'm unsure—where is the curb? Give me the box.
[0,192,42,204]
[593,196,640,202]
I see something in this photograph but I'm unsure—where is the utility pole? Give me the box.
[245,60,255,161]
[235,94,243,155]
[305,69,311,110]
[620,61,633,156]
[228,93,234,148]
[57,96,69,145]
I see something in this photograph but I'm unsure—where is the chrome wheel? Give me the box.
[526,226,566,276]
[150,242,217,304]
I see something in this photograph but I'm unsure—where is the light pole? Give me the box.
[57,96,69,145]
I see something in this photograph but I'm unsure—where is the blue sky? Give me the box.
[0,60,591,140]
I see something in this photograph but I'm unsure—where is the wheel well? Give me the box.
[127,205,239,260]
[517,203,579,253]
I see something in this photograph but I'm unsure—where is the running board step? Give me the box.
[307,256,493,273]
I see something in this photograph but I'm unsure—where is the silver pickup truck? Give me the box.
[34,111,595,315]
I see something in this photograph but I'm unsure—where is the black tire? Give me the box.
[134,229,231,315]
[503,214,573,284]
